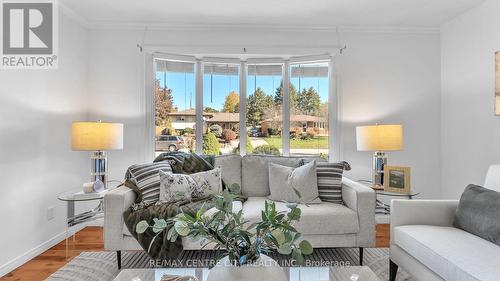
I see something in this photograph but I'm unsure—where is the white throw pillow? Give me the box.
[268,160,321,204]
[190,167,223,194]
[159,168,223,203]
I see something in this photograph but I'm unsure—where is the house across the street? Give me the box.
[260,114,327,136]
[205,112,239,131]
[167,109,213,131]
[167,109,239,133]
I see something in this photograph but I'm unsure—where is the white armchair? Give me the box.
[389,165,500,281]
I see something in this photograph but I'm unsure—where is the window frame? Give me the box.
[245,60,288,155]
[146,53,339,162]
[288,59,332,157]
[202,60,242,155]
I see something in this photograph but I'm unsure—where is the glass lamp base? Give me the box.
[372,151,387,187]
[91,151,107,189]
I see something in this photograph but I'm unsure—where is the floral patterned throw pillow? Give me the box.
[190,168,223,194]
[159,168,222,203]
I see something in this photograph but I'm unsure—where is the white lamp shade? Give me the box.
[72,122,123,151]
[356,124,403,151]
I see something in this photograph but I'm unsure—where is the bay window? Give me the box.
[151,55,335,160]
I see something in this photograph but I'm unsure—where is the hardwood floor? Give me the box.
[376,223,390,248]
[1,224,390,280]
[1,227,103,281]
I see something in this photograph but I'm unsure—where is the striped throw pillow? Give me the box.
[125,162,173,204]
[316,162,349,204]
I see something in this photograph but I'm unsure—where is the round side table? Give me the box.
[57,188,115,258]
[373,190,420,214]
[357,180,420,215]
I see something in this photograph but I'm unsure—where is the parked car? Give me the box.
[248,128,261,137]
[156,135,185,151]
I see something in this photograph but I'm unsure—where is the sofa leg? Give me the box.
[117,251,122,270]
[359,247,364,265]
[390,259,398,281]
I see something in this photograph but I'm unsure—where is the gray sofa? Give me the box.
[104,155,376,268]
[390,165,500,281]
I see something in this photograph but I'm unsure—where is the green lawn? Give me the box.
[263,136,328,149]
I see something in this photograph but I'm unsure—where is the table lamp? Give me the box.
[72,121,123,189]
[356,124,403,187]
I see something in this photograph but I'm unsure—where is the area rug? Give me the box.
[46,248,412,281]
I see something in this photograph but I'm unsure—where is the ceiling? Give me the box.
[60,0,484,29]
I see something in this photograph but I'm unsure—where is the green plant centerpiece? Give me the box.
[136,185,313,267]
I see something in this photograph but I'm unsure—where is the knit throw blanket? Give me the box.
[153,152,215,174]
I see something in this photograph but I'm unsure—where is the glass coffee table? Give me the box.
[113,266,381,281]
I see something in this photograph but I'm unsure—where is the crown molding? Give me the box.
[59,2,90,28]
[56,7,439,35]
[74,20,439,34]
[339,25,439,34]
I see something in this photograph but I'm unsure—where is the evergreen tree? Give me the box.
[203,132,221,155]
[246,87,273,126]
[297,87,320,115]
[274,81,298,110]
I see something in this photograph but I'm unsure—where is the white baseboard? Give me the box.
[0,224,87,278]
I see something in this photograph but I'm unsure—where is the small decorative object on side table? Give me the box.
[357,180,420,215]
[383,166,411,194]
[57,187,116,258]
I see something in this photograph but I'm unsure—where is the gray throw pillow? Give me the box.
[125,162,173,204]
[268,160,321,204]
[453,184,500,246]
[241,155,302,197]
[316,161,349,204]
[214,154,242,192]
[301,159,350,204]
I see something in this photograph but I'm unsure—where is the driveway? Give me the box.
[249,137,268,148]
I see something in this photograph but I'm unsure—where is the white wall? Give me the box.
[87,29,149,182]
[0,12,89,275]
[341,32,442,199]
[441,0,500,199]
[87,28,442,199]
